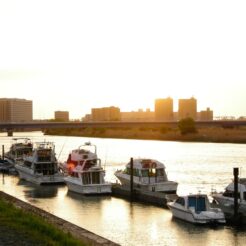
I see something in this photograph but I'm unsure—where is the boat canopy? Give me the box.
[126,159,165,169]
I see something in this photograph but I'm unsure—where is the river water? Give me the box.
[0,131,246,246]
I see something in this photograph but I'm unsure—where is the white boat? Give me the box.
[167,194,226,224]
[59,142,97,173]
[115,158,178,193]
[5,138,33,165]
[212,179,246,223]
[15,141,64,185]
[0,158,15,173]
[64,158,112,195]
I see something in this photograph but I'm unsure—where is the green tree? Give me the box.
[178,117,197,135]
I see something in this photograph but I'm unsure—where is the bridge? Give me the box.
[1,120,246,136]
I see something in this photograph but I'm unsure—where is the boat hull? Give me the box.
[15,165,64,185]
[65,177,112,195]
[168,203,226,224]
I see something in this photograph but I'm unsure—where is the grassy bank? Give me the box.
[44,126,246,144]
[0,198,86,246]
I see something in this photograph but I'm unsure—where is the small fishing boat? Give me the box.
[167,194,226,224]
[15,141,64,185]
[115,158,178,193]
[212,178,246,223]
[64,158,112,195]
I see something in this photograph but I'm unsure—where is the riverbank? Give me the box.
[44,126,246,144]
[0,191,119,246]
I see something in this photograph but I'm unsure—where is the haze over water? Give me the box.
[1,131,246,245]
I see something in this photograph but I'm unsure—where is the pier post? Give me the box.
[7,130,13,137]
[130,157,133,196]
[2,145,4,160]
[233,167,239,221]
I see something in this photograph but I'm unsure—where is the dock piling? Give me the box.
[130,157,133,197]
[2,145,4,160]
[233,167,239,220]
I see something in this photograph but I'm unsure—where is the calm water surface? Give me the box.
[0,132,246,246]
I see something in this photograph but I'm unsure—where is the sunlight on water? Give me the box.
[1,131,246,245]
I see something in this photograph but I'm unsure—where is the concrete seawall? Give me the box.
[0,191,119,246]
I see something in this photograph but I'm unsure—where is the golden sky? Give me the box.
[1,1,246,119]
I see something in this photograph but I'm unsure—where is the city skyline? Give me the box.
[1,1,246,119]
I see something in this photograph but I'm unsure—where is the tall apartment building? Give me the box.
[155,97,173,121]
[0,98,32,122]
[54,111,69,121]
[178,97,197,120]
[91,106,120,121]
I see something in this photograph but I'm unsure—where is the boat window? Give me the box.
[223,190,240,198]
[141,170,149,177]
[92,172,100,184]
[34,163,56,175]
[133,169,139,177]
[156,168,164,176]
[24,161,32,168]
[175,197,185,206]
[82,173,91,184]
[149,168,156,177]
[188,196,206,213]
[71,172,79,178]
[125,168,139,176]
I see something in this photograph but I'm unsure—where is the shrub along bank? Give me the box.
[44,125,246,144]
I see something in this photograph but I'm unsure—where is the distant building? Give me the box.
[121,108,154,121]
[155,98,173,121]
[91,106,120,121]
[82,114,92,122]
[198,108,213,121]
[54,111,69,121]
[178,97,197,120]
[0,98,32,122]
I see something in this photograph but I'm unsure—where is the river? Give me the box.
[0,131,246,246]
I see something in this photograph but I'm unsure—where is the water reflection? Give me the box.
[1,132,246,245]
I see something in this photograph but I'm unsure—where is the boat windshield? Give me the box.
[81,172,101,184]
[188,196,206,213]
[34,163,57,175]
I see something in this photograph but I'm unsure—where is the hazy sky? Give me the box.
[1,1,246,119]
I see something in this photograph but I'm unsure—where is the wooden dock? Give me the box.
[112,184,177,207]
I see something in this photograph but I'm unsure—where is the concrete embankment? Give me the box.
[0,191,119,246]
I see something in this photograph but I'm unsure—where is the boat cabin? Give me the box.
[23,142,58,176]
[174,195,209,213]
[7,138,33,160]
[123,159,168,183]
[70,159,105,185]
[222,179,246,202]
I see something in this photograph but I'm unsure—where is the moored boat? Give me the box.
[167,194,226,224]
[0,158,15,173]
[115,158,178,193]
[64,158,112,195]
[15,141,64,185]
[212,178,246,223]
[5,138,33,165]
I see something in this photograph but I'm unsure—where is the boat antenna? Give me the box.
[103,146,108,170]
[58,138,68,161]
